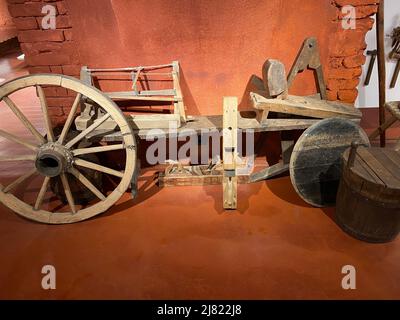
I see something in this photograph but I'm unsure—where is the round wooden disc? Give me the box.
[289,118,370,207]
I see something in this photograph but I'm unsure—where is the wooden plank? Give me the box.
[90,72,173,79]
[96,116,356,142]
[250,75,265,91]
[129,114,181,130]
[356,147,397,189]
[262,59,287,98]
[368,148,400,184]
[376,0,386,147]
[223,97,238,209]
[223,176,237,209]
[352,155,382,185]
[158,169,249,187]
[369,115,397,140]
[106,92,180,102]
[105,89,176,97]
[249,163,289,183]
[172,61,187,122]
[223,98,238,170]
[87,63,173,72]
[287,37,327,100]
[251,92,361,119]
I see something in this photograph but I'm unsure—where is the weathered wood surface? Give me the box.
[251,92,362,119]
[96,115,336,141]
[172,60,187,122]
[376,0,386,146]
[249,134,294,183]
[386,100,400,118]
[78,61,187,133]
[158,164,249,187]
[289,118,370,207]
[223,97,238,209]
[262,59,287,99]
[369,101,400,140]
[336,146,400,243]
[287,37,327,100]
[249,163,289,183]
[0,74,137,224]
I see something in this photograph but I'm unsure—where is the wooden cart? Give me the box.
[0,39,367,224]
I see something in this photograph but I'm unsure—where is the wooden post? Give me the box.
[376,0,386,147]
[223,97,238,210]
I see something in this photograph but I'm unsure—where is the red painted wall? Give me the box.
[8,0,379,122]
[0,0,12,26]
[0,0,16,42]
[68,0,335,115]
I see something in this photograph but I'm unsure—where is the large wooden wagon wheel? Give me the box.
[0,74,136,224]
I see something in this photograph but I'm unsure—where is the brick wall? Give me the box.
[7,0,379,122]
[0,0,13,27]
[7,0,79,125]
[327,0,379,103]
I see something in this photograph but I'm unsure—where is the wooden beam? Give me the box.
[251,92,362,119]
[105,92,180,102]
[223,97,238,209]
[172,61,187,122]
[87,63,173,72]
[377,0,386,147]
[128,114,181,130]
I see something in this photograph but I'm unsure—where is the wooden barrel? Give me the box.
[336,146,400,243]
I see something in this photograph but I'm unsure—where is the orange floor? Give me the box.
[0,49,399,300]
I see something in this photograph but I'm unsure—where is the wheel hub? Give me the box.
[35,143,73,177]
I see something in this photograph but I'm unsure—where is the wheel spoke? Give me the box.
[37,85,55,142]
[69,167,106,201]
[0,129,38,151]
[3,168,37,193]
[72,144,125,156]
[60,173,76,214]
[3,97,45,144]
[34,176,50,210]
[58,93,82,145]
[65,113,111,149]
[74,158,124,178]
[0,155,36,161]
